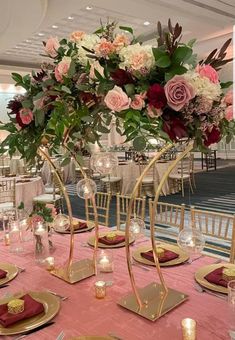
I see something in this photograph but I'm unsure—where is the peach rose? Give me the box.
[95,38,115,58]
[89,61,104,80]
[104,86,130,112]
[224,89,233,105]
[46,203,57,218]
[113,33,130,51]
[164,75,195,111]
[19,108,33,125]
[196,64,219,84]
[55,56,71,82]
[225,105,233,121]
[70,31,85,42]
[146,105,162,118]
[130,94,145,110]
[44,37,60,58]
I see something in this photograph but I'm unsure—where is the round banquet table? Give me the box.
[41,159,76,185]
[0,176,44,213]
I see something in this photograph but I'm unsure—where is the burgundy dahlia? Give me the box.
[110,69,134,86]
[147,84,167,109]
[162,114,188,141]
[204,126,221,147]
[7,98,22,115]
[32,69,46,82]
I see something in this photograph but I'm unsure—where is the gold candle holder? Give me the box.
[95,280,106,299]
[181,318,197,340]
[4,233,10,246]
[45,257,55,271]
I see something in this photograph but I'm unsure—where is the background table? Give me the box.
[15,176,44,212]
[0,228,230,340]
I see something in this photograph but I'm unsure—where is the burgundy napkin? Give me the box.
[70,222,88,231]
[204,266,228,288]
[141,249,179,263]
[0,294,44,327]
[0,269,7,279]
[99,235,125,245]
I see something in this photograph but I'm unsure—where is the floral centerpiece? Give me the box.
[0,19,234,164]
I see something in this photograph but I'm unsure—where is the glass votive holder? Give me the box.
[181,318,197,340]
[9,221,24,253]
[94,280,106,299]
[97,250,114,286]
[34,222,49,265]
[45,256,55,271]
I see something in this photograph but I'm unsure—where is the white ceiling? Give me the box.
[0,0,233,69]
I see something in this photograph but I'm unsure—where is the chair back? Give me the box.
[85,192,111,227]
[0,179,16,207]
[191,207,235,262]
[116,194,146,230]
[0,156,10,176]
[149,200,185,236]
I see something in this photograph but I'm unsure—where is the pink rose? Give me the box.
[55,56,71,82]
[196,64,219,84]
[46,203,57,218]
[130,94,145,110]
[146,105,162,118]
[89,61,104,80]
[225,105,233,121]
[164,75,195,111]
[19,108,33,125]
[70,31,85,42]
[104,86,130,112]
[223,89,233,105]
[44,37,60,58]
[113,33,130,51]
[95,38,115,58]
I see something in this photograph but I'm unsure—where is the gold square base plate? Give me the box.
[51,258,95,284]
[118,282,188,321]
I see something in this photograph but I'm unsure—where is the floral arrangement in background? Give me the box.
[28,202,57,228]
[0,20,234,163]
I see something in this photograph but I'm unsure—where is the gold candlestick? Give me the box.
[181,318,197,340]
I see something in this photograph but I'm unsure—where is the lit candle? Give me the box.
[34,222,46,235]
[95,281,106,299]
[99,255,112,272]
[45,257,55,271]
[4,234,10,246]
[181,318,196,340]
[11,222,19,232]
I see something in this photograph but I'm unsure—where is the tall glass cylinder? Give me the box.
[9,220,24,253]
[96,249,114,286]
[33,222,49,264]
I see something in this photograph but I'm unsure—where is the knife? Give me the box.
[13,321,55,340]
[0,284,9,289]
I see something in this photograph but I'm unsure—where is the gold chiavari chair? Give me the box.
[137,160,154,197]
[0,179,16,211]
[116,194,146,230]
[149,200,185,237]
[168,153,194,197]
[0,156,10,176]
[85,192,111,227]
[191,207,235,262]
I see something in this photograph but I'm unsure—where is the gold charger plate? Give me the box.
[132,243,189,267]
[0,291,60,335]
[71,337,113,340]
[0,263,19,286]
[88,230,135,249]
[194,263,235,294]
[55,219,94,234]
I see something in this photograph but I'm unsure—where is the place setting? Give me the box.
[53,214,95,234]
[87,230,135,249]
[0,262,19,288]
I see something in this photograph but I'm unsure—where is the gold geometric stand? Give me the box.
[51,259,95,284]
[118,282,188,321]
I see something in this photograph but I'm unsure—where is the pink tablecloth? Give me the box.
[0,229,230,340]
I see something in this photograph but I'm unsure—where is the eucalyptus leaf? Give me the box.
[133,136,146,151]
[119,26,133,34]
[61,86,71,94]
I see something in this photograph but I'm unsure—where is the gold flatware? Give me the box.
[47,290,68,301]
[13,321,55,340]
[185,255,204,264]
[194,282,227,300]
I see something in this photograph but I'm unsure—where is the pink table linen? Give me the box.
[15,176,44,212]
[0,229,230,340]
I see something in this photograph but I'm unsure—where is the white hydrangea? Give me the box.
[184,70,221,101]
[119,43,155,73]
[76,34,100,66]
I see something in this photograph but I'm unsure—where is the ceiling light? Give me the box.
[38,32,45,36]
[25,39,31,43]
[15,46,19,49]
[68,16,74,20]
[52,25,58,29]
[86,5,93,10]
[144,21,150,26]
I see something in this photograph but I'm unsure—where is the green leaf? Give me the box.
[61,85,71,94]
[94,68,104,81]
[133,136,146,151]
[119,26,133,34]
[33,92,44,101]
[43,78,55,87]
[187,38,197,48]
[165,65,188,81]
[172,46,193,63]
[81,116,93,123]
[124,84,135,96]
[17,202,25,210]
[155,55,171,68]
[11,73,23,84]
[60,157,71,167]
[67,60,76,77]
[221,81,233,89]
[97,125,110,133]
[34,109,45,127]
[22,100,32,109]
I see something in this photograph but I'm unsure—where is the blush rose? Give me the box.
[104,86,130,112]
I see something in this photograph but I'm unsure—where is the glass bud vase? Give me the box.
[33,222,49,265]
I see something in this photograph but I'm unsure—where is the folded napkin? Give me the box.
[141,249,179,263]
[0,269,7,279]
[204,266,228,287]
[0,294,44,327]
[70,221,88,231]
[99,235,125,245]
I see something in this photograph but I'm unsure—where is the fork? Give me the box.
[56,330,65,340]
[17,266,26,273]
[185,255,204,264]
[108,332,123,340]
[131,260,151,272]
[194,283,227,300]
[47,290,68,301]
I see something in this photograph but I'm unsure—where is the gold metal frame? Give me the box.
[38,146,98,283]
[118,142,193,320]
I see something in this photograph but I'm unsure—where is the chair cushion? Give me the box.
[44,187,60,194]
[0,202,14,211]
[33,194,61,203]
[101,177,121,183]
[169,174,190,179]
[142,176,154,184]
